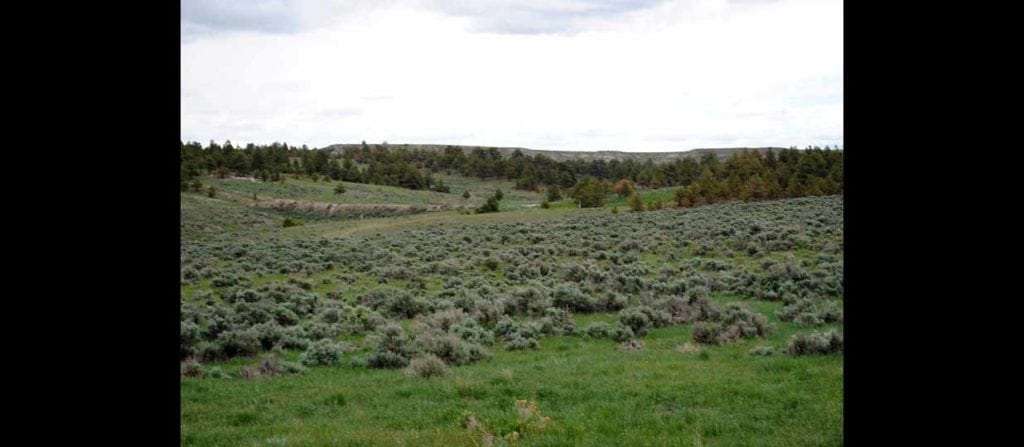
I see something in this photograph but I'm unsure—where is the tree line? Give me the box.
[181,141,842,207]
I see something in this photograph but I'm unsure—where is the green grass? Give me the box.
[541,187,682,212]
[181,188,843,445]
[605,187,681,209]
[205,176,450,206]
[182,174,562,242]
[185,177,742,243]
[431,173,545,211]
[199,174,546,212]
[183,310,841,446]
[185,176,707,243]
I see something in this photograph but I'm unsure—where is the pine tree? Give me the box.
[694,166,721,204]
[629,193,644,212]
[739,174,768,202]
[614,179,637,198]
[476,195,500,213]
[674,188,686,207]
[570,176,607,208]
[546,185,562,201]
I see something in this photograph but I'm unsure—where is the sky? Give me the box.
[181,0,843,152]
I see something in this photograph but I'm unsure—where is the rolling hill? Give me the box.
[322,144,788,163]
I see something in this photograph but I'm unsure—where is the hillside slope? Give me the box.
[323,144,786,163]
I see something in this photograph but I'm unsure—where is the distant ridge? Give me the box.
[322,144,800,163]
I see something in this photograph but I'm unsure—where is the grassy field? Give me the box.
[181,176,843,446]
[201,174,546,212]
[186,175,699,240]
[182,302,840,446]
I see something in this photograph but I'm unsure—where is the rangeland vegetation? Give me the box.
[181,144,843,446]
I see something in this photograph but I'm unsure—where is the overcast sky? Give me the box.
[181,0,842,151]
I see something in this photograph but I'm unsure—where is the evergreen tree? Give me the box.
[180,142,840,207]
[546,185,562,201]
[614,179,637,198]
[629,193,644,212]
[570,176,608,208]
[327,160,342,180]
[827,164,843,193]
[516,165,539,190]
[679,186,698,208]
[674,188,686,207]
[694,166,722,203]
[739,174,768,202]
[476,195,499,213]
[650,169,665,188]
[785,174,802,197]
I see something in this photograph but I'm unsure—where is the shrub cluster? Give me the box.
[692,303,771,345]
[776,299,842,326]
[300,339,346,366]
[787,331,843,356]
[408,354,449,378]
[367,324,417,369]
[182,196,844,374]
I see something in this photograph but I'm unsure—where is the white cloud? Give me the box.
[181,0,843,151]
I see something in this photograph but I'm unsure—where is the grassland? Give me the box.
[203,174,544,211]
[181,175,843,446]
[182,303,840,446]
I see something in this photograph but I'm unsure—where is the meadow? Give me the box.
[181,175,843,446]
